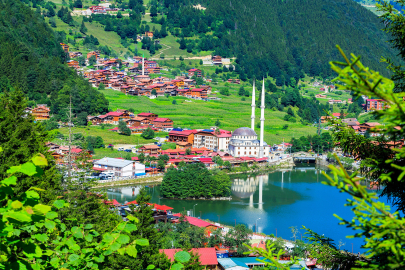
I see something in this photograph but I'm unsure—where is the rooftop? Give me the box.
[94,157,133,168]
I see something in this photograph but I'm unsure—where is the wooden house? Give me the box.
[188,68,202,78]
[139,145,161,156]
[137,112,158,122]
[153,118,173,131]
[31,105,50,121]
[60,43,69,53]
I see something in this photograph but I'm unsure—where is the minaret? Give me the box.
[251,80,256,131]
[259,79,265,158]
[142,55,145,76]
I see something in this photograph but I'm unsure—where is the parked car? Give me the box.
[107,144,114,148]
[124,149,131,152]
[117,147,124,151]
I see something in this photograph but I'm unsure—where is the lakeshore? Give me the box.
[105,164,384,253]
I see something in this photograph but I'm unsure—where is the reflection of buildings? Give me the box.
[231,174,268,210]
[107,186,142,200]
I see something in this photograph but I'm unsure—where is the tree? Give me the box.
[179,37,186,50]
[238,86,245,96]
[185,148,192,155]
[98,83,105,90]
[44,117,59,131]
[215,119,221,127]
[73,0,82,8]
[224,224,252,256]
[161,163,230,198]
[0,155,153,270]
[141,127,155,139]
[340,109,345,119]
[150,5,158,17]
[80,20,87,34]
[0,89,61,203]
[118,120,131,136]
[172,100,177,105]
[220,88,230,96]
[88,55,97,66]
[138,153,145,163]
[151,89,157,96]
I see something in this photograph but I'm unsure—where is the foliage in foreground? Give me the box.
[0,151,192,269]
[245,46,405,269]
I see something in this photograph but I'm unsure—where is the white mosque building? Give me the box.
[228,80,271,158]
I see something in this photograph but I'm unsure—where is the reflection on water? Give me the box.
[105,164,389,253]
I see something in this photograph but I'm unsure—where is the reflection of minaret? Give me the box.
[251,80,256,131]
[259,79,265,158]
[281,171,284,190]
[142,55,145,76]
[258,175,263,210]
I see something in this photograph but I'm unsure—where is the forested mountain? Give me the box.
[158,0,399,83]
[0,0,109,120]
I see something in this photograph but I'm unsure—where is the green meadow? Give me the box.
[99,88,317,145]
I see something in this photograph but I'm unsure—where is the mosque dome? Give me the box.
[232,127,257,137]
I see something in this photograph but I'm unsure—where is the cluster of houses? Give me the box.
[88,111,173,132]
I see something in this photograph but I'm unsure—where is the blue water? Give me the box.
[106,165,392,253]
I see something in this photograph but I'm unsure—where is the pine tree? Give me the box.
[118,120,131,136]
[179,37,186,50]
[0,89,61,203]
[80,20,87,34]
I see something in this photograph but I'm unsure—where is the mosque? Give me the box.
[228,80,271,158]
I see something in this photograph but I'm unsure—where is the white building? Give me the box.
[193,129,232,151]
[94,158,145,177]
[228,80,271,158]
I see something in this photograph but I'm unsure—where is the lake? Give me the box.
[105,164,390,253]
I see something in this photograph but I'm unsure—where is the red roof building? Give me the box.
[153,117,173,130]
[160,248,218,267]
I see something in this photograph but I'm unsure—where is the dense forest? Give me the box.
[0,0,109,120]
[155,0,400,82]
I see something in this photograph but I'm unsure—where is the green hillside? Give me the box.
[0,0,109,119]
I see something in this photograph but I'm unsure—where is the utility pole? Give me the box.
[67,95,73,179]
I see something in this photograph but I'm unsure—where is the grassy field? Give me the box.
[54,126,168,145]
[99,88,318,145]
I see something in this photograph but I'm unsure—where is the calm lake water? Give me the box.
[105,164,391,253]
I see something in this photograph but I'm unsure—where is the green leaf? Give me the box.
[93,255,104,263]
[85,234,93,242]
[147,265,156,269]
[20,162,37,176]
[174,251,191,263]
[109,242,121,252]
[33,233,49,242]
[136,238,149,246]
[102,233,114,243]
[33,204,51,214]
[1,176,17,186]
[84,224,93,229]
[53,200,65,209]
[7,166,21,174]
[117,234,130,245]
[45,211,58,220]
[171,263,185,270]
[44,220,56,230]
[11,200,23,209]
[68,254,80,262]
[71,227,83,238]
[6,211,31,223]
[126,246,138,257]
[124,224,137,233]
[26,191,40,200]
[32,154,48,166]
